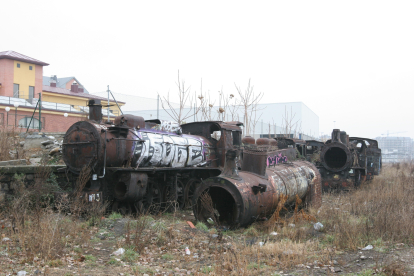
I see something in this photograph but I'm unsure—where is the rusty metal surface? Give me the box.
[193,149,321,227]
[241,150,269,177]
[242,136,255,145]
[62,121,104,174]
[318,129,382,190]
[88,99,102,122]
[181,121,242,167]
[320,141,353,172]
[256,138,271,145]
[114,114,145,129]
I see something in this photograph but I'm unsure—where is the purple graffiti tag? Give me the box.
[267,153,288,167]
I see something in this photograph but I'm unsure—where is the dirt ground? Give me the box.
[1,208,413,276]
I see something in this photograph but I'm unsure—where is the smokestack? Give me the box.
[331,129,341,142]
[50,75,57,87]
[71,82,79,93]
[222,150,241,180]
[88,99,102,122]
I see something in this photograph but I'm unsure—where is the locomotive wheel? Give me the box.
[184,178,202,208]
[138,179,163,215]
[163,179,185,210]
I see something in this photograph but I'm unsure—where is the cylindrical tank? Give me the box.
[63,116,215,174]
[193,150,321,227]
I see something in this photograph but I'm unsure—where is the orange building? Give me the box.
[0,51,124,132]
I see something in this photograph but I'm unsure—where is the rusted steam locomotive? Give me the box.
[318,129,382,191]
[62,100,322,226]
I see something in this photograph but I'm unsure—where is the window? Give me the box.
[17,63,20,68]
[29,66,32,70]
[19,117,41,129]
[29,86,34,102]
[13,84,19,98]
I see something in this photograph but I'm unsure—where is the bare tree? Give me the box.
[197,92,216,121]
[217,89,241,122]
[234,79,263,136]
[281,106,301,138]
[160,71,201,124]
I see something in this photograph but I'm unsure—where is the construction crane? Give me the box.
[381,131,408,137]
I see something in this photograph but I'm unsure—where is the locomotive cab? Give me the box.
[181,121,243,167]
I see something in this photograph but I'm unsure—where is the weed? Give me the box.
[243,225,259,237]
[131,265,155,275]
[108,257,121,266]
[161,253,173,260]
[151,220,167,233]
[247,262,267,270]
[196,222,208,231]
[201,266,214,274]
[109,212,123,220]
[47,259,63,267]
[122,249,139,263]
[84,254,96,262]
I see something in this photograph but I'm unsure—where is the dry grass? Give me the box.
[0,127,26,161]
[317,163,414,250]
[1,157,413,275]
[0,164,106,264]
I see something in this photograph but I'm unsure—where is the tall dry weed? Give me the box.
[0,164,106,263]
[318,163,414,249]
[0,126,26,161]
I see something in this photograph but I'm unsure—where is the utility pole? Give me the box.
[107,85,110,123]
[39,93,42,130]
[157,94,159,119]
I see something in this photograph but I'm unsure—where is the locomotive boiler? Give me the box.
[193,146,321,227]
[318,129,381,191]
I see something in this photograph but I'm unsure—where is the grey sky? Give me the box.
[2,0,413,139]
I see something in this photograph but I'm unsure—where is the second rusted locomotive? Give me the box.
[318,129,382,191]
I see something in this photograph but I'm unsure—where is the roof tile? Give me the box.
[0,50,49,66]
[42,85,125,103]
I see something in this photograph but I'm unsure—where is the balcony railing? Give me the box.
[0,95,120,117]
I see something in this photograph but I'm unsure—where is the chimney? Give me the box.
[88,99,102,122]
[71,82,79,93]
[50,75,57,87]
[78,86,84,93]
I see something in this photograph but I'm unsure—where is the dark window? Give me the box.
[19,117,40,129]
[17,63,20,68]
[233,131,241,146]
[13,84,19,98]
[29,86,34,102]
[29,66,33,70]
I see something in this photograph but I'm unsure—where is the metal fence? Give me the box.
[0,95,120,117]
[0,113,46,130]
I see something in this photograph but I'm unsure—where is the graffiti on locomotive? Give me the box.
[267,153,288,167]
[131,120,207,168]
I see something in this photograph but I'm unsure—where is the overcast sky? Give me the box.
[2,1,413,139]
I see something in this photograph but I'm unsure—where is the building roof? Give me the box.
[42,85,125,104]
[42,76,90,94]
[0,50,49,66]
